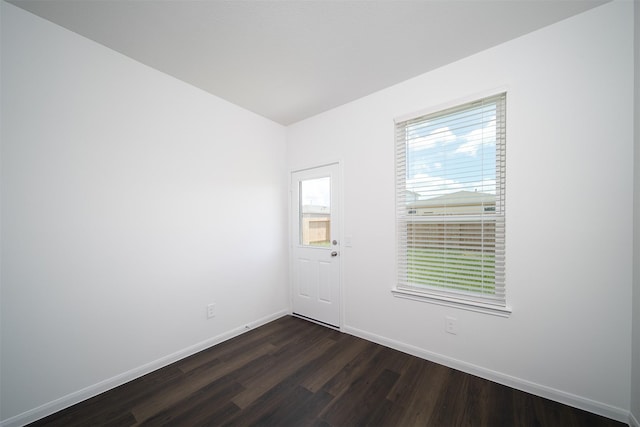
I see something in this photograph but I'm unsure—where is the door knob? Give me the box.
[331,251,338,257]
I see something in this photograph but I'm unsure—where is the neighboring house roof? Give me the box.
[404,190,421,202]
[302,205,330,215]
[409,190,495,208]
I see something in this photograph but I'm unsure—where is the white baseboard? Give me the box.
[0,309,289,427]
[342,324,630,425]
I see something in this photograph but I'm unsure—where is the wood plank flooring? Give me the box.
[29,316,625,426]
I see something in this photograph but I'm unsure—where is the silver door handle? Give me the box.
[331,251,338,257]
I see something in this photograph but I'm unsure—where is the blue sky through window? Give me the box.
[405,102,497,201]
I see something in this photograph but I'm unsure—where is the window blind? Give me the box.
[395,93,506,307]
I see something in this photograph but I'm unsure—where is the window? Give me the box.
[299,177,331,247]
[394,93,508,314]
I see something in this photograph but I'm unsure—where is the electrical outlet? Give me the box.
[445,316,457,335]
[207,303,216,319]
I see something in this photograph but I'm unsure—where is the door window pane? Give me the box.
[300,177,331,246]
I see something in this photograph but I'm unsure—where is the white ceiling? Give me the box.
[9,0,608,125]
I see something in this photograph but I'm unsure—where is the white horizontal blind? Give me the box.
[396,93,506,307]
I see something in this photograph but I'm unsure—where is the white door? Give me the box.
[291,164,341,328]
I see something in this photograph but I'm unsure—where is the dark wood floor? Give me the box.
[30,316,625,427]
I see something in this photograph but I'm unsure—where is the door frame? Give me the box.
[289,161,344,330]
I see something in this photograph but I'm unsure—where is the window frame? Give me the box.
[392,92,511,317]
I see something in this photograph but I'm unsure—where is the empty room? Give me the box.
[1,0,639,426]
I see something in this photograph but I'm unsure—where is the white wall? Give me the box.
[631,0,640,424]
[288,1,634,421]
[0,2,289,424]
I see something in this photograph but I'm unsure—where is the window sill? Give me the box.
[391,287,512,317]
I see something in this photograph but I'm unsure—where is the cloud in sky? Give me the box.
[455,119,496,157]
[410,127,456,150]
[301,176,330,207]
[407,173,465,196]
